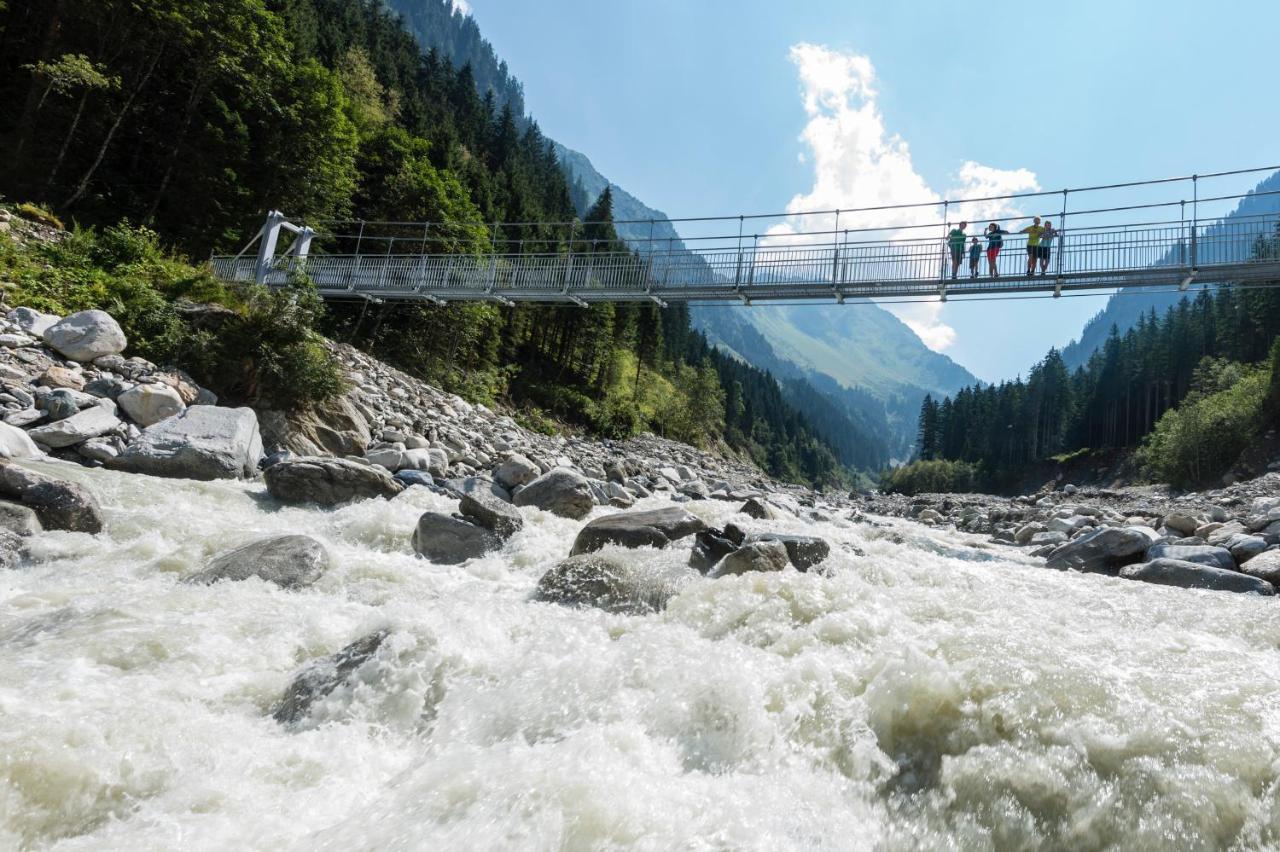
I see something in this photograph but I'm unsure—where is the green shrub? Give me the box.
[1136,364,1269,487]
[880,459,983,495]
[589,397,642,440]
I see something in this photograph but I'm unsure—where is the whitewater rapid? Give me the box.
[1,461,1278,850]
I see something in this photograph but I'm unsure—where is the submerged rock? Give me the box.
[111,405,262,480]
[570,506,706,556]
[264,456,402,506]
[412,511,502,564]
[1120,558,1275,595]
[273,630,389,725]
[534,553,689,614]
[188,535,330,590]
[513,467,595,519]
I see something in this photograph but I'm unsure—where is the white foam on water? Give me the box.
[2,461,1279,850]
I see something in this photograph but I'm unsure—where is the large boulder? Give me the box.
[746,533,831,571]
[570,506,707,556]
[188,535,330,590]
[412,511,501,564]
[110,405,262,480]
[689,528,737,574]
[456,478,523,539]
[27,402,121,449]
[1045,526,1155,574]
[513,467,595,519]
[1238,549,1280,585]
[8,306,61,337]
[1120,558,1275,596]
[494,454,540,490]
[0,422,40,460]
[273,630,389,725]
[264,456,403,506]
[41,309,127,362]
[0,461,103,533]
[117,383,186,426]
[533,553,690,614]
[1228,535,1270,564]
[1144,544,1236,572]
[711,540,791,578]
[257,393,371,457]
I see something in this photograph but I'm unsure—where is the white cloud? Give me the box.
[771,43,1039,352]
[451,0,472,16]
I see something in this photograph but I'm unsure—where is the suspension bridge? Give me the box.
[210,166,1280,306]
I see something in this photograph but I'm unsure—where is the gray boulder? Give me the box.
[8,306,61,337]
[110,405,262,480]
[534,553,690,614]
[1228,535,1270,564]
[457,479,523,540]
[1144,544,1236,572]
[1045,526,1155,574]
[711,540,791,577]
[0,461,103,533]
[264,456,403,506]
[117,383,186,426]
[0,422,40,460]
[0,500,41,536]
[1238,549,1280,585]
[740,497,781,520]
[42,390,80,422]
[746,533,831,571]
[494,454,540,490]
[41,309,127,362]
[0,528,25,569]
[27,402,120,448]
[513,467,595,519]
[412,511,502,564]
[188,535,330,590]
[84,375,131,400]
[689,528,738,574]
[1161,512,1202,537]
[1120,558,1275,596]
[273,630,389,725]
[570,506,707,556]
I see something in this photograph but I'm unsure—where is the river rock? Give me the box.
[264,456,403,506]
[1161,512,1202,537]
[273,630,389,725]
[188,535,330,590]
[1031,531,1069,546]
[39,366,84,390]
[570,506,707,556]
[0,461,103,533]
[41,309,127,362]
[0,528,24,569]
[513,467,595,519]
[740,497,781,520]
[1014,521,1047,545]
[689,528,738,573]
[747,533,831,571]
[117,383,186,426]
[412,511,502,564]
[1238,549,1280,584]
[1144,544,1236,572]
[0,422,39,460]
[494,454,540,490]
[1228,535,1270,564]
[401,447,448,477]
[1120,558,1275,595]
[1045,526,1155,574]
[458,480,523,539]
[8,307,60,337]
[110,405,262,480]
[27,402,120,448]
[711,540,791,577]
[0,500,41,536]
[533,553,688,614]
[41,390,81,422]
[84,375,131,400]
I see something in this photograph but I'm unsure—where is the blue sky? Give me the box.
[458,0,1278,381]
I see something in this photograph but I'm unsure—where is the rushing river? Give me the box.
[1,460,1278,850]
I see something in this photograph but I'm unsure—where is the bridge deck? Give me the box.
[211,210,1280,304]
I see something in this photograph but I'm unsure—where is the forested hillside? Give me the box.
[894,236,1280,491]
[0,0,850,487]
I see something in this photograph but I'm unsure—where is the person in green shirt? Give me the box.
[1019,216,1045,276]
[947,221,968,280]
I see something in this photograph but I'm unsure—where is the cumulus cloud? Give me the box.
[451,0,472,16]
[770,43,1039,352]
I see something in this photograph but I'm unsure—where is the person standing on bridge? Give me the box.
[985,222,1008,277]
[968,237,981,278]
[947,221,968,280]
[1037,218,1059,275]
[1019,216,1045,276]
